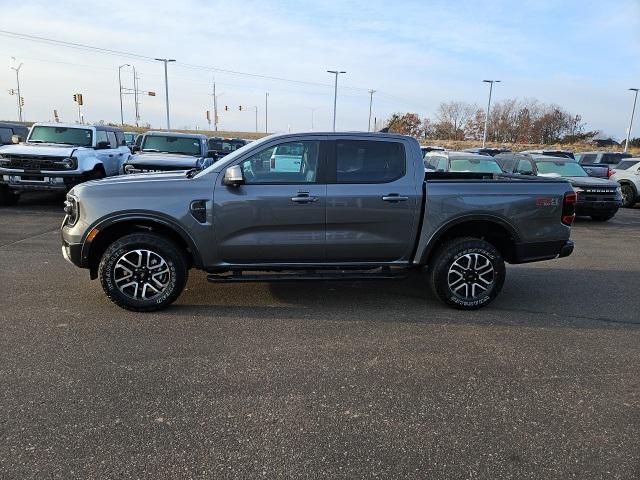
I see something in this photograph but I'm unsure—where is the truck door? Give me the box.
[213,138,327,264]
[325,139,420,262]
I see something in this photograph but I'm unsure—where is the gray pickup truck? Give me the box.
[61,132,576,312]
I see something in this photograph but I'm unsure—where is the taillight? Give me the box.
[562,192,577,225]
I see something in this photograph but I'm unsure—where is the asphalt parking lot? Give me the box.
[1,192,639,479]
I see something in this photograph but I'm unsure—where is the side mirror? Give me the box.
[11,135,21,144]
[207,150,219,159]
[96,141,110,150]
[223,165,244,186]
[132,145,140,153]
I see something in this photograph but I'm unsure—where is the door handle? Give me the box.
[291,193,318,203]
[382,194,408,202]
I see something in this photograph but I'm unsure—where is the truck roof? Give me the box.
[30,123,124,133]
[262,131,415,142]
[144,130,208,140]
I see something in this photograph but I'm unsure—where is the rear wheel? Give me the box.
[620,184,636,208]
[98,233,188,312]
[590,213,616,221]
[429,237,505,310]
[0,185,20,206]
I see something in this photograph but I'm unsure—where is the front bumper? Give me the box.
[575,200,620,215]
[1,170,95,191]
[62,240,83,268]
[511,239,574,264]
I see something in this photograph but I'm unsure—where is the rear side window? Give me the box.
[106,131,118,149]
[335,140,405,183]
[601,154,624,165]
[578,154,597,164]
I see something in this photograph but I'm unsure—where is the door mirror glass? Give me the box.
[223,165,244,186]
[207,150,219,159]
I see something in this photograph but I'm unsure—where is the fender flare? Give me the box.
[80,211,203,269]
[415,214,521,265]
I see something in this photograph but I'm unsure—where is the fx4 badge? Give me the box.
[535,197,559,206]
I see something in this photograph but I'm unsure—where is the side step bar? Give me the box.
[207,268,406,283]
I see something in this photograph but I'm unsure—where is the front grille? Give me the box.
[579,189,617,202]
[0,154,69,171]
[126,164,188,173]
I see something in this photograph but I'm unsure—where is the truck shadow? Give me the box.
[169,266,640,329]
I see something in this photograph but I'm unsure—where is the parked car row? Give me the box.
[0,123,251,205]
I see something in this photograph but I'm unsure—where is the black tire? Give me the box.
[429,237,505,310]
[0,185,20,206]
[620,184,636,208]
[98,233,188,312]
[590,213,616,221]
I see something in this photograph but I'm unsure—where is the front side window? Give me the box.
[29,126,93,147]
[96,130,108,145]
[239,140,319,184]
[578,154,597,164]
[142,136,202,156]
[516,159,534,174]
[449,157,503,174]
[0,128,12,144]
[336,140,405,183]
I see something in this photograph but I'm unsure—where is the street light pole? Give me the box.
[625,88,639,153]
[11,62,23,122]
[482,79,500,148]
[265,92,269,134]
[155,58,176,130]
[327,70,346,132]
[118,64,130,126]
[368,89,376,132]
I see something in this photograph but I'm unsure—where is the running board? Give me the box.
[206,268,406,283]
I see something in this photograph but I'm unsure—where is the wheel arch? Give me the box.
[82,213,202,279]
[417,215,520,267]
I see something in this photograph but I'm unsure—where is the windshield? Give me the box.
[536,160,588,177]
[615,160,640,170]
[124,133,137,142]
[449,157,503,173]
[29,126,93,146]
[142,136,201,156]
[208,139,245,153]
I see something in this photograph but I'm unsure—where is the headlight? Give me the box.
[573,187,583,194]
[63,194,79,226]
[55,157,77,169]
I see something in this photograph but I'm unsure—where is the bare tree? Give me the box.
[434,101,476,140]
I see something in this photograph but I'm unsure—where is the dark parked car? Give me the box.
[463,147,511,156]
[520,149,575,159]
[122,131,215,174]
[497,152,622,221]
[420,145,445,158]
[61,132,576,312]
[424,151,503,174]
[208,137,249,158]
[0,122,29,145]
[574,151,632,179]
[123,132,139,147]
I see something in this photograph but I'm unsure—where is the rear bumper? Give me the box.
[511,239,574,264]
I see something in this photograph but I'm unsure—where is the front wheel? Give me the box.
[620,184,636,208]
[429,237,505,310]
[98,233,188,312]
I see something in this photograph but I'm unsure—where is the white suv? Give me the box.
[0,123,130,205]
[611,158,640,207]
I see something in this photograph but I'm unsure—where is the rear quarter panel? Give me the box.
[414,178,573,265]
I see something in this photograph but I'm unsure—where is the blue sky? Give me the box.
[1,0,639,137]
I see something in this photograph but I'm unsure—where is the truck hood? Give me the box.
[84,170,190,187]
[0,144,86,157]
[564,176,619,188]
[125,152,200,167]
